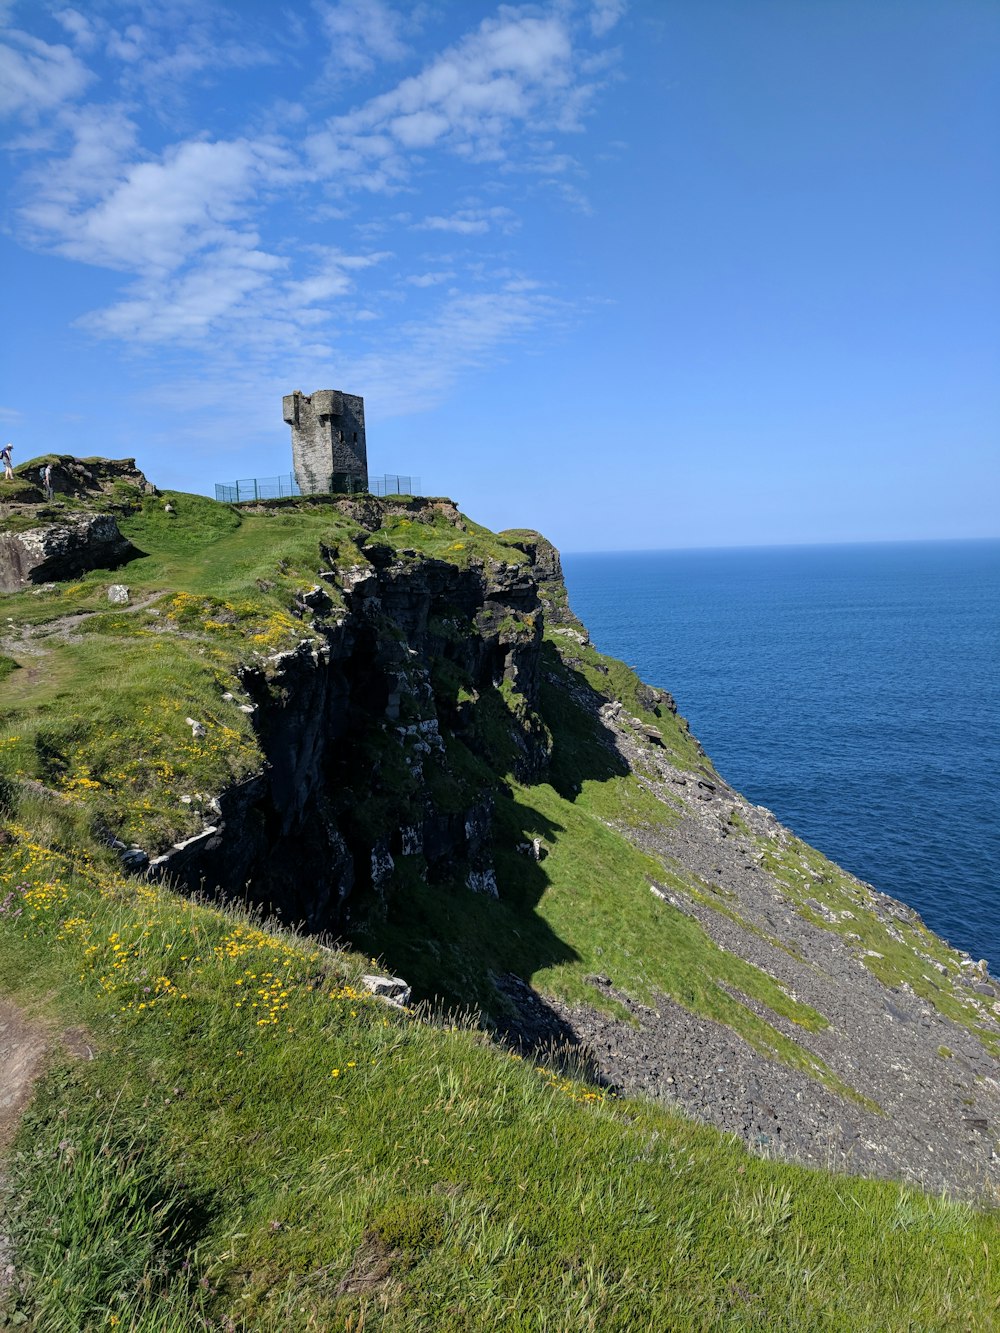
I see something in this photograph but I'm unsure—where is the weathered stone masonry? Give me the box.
[283,389,368,495]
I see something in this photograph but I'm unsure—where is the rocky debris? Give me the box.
[526,688,1000,1200]
[361,974,411,1007]
[517,838,548,862]
[107,584,129,604]
[0,514,136,592]
[531,973,1000,1198]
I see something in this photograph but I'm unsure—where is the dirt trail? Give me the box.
[0,1000,47,1152]
[0,999,48,1308]
[0,588,164,650]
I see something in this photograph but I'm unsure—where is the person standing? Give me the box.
[42,462,54,500]
[1,444,12,480]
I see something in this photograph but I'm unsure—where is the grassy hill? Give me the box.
[0,473,998,1330]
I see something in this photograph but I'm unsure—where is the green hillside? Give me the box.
[0,476,997,1330]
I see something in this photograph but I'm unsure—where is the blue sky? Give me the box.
[1,0,997,551]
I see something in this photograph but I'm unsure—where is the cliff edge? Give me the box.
[0,471,998,1206]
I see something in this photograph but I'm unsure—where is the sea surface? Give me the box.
[562,540,1000,975]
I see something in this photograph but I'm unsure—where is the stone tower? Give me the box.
[283,389,368,495]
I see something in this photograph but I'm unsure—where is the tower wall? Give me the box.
[283,389,368,494]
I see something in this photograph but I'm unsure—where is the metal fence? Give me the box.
[372,474,420,497]
[214,473,421,503]
[214,474,301,503]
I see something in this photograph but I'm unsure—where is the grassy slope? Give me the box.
[3,835,998,1332]
[0,490,998,1329]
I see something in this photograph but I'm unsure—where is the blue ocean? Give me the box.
[562,540,1000,975]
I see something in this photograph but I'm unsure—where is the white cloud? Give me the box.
[316,0,411,76]
[540,177,593,214]
[54,8,98,50]
[282,248,389,306]
[22,136,275,273]
[0,29,92,119]
[81,240,285,342]
[106,24,146,64]
[388,109,451,148]
[77,241,390,349]
[416,206,519,235]
[21,104,138,211]
[589,0,627,38]
[407,271,455,287]
[1,1,618,421]
[319,10,580,173]
[99,7,274,95]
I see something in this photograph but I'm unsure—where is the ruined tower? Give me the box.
[283,389,368,495]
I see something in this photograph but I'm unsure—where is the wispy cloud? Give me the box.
[589,0,627,39]
[54,8,99,51]
[315,0,412,78]
[0,28,92,118]
[1,1,620,421]
[308,8,585,178]
[406,270,455,287]
[416,206,519,235]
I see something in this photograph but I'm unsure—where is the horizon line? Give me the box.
[560,534,1000,557]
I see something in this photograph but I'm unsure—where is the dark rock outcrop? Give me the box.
[150,508,552,928]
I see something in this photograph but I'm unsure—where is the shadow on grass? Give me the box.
[345,647,631,1080]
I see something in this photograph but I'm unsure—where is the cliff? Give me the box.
[1,466,998,1328]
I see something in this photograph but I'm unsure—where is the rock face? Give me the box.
[0,456,150,592]
[0,514,136,592]
[151,512,554,930]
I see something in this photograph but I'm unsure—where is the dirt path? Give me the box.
[0,587,164,651]
[0,999,49,1309]
[0,1000,47,1153]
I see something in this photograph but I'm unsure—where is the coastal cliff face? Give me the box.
[154,511,555,925]
[0,474,998,1201]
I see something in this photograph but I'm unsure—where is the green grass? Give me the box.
[2,485,999,1329]
[0,493,538,856]
[2,831,998,1332]
[0,488,947,1095]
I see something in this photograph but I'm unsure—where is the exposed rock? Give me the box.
[360,974,411,1007]
[468,868,499,897]
[107,584,129,604]
[0,514,136,592]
